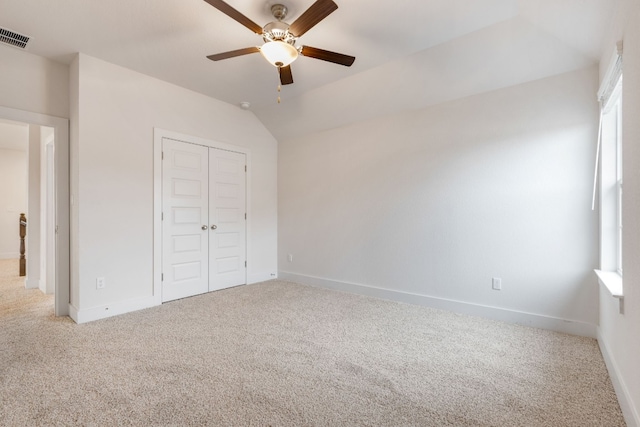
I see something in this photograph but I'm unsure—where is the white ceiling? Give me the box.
[0,0,616,140]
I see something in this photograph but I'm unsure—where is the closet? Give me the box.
[161,138,246,302]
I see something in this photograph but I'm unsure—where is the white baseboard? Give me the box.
[68,296,159,324]
[278,271,597,338]
[70,274,277,324]
[598,329,640,427]
[25,278,40,290]
[0,252,19,259]
[248,271,277,284]
[68,304,79,323]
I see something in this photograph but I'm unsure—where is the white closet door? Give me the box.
[209,148,247,291]
[162,138,209,302]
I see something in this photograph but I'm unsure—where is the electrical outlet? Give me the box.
[287,254,293,262]
[492,277,502,290]
[96,277,106,289]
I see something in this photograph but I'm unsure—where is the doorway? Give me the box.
[0,106,70,316]
[154,129,249,303]
[0,119,28,265]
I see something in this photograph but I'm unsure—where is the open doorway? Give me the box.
[0,120,57,303]
[0,119,28,265]
[0,106,69,317]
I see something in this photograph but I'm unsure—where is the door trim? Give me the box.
[0,106,70,316]
[153,128,251,305]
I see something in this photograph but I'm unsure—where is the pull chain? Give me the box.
[277,84,281,104]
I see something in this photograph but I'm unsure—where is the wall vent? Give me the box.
[0,27,30,49]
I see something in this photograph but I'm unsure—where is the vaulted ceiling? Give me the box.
[0,0,616,140]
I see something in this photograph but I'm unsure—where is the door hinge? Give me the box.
[245,165,247,172]
[161,273,164,281]
[161,212,164,221]
[162,152,164,160]
[245,213,247,220]
[245,261,247,268]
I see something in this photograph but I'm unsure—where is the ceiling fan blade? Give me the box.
[203,0,263,35]
[300,46,355,66]
[279,65,294,85]
[206,47,259,61]
[288,0,338,37]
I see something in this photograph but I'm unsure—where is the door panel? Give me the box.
[162,139,209,302]
[162,139,247,301]
[209,149,246,290]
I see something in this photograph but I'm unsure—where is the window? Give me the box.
[615,96,622,276]
[600,78,622,275]
[594,44,623,298]
[611,85,622,275]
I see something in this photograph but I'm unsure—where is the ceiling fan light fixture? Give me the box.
[260,40,298,67]
[204,0,355,87]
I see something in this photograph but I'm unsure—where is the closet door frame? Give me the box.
[153,128,251,305]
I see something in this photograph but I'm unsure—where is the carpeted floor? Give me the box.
[0,258,626,426]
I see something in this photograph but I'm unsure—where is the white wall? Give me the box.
[0,147,27,259]
[40,126,55,294]
[25,125,41,289]
[598,0,640,425]
[0,45,69,118]
[69,57,80,309]
[69,53,278,320]
[279,67,599,335]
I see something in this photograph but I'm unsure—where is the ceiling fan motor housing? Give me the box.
[262,21,297,46]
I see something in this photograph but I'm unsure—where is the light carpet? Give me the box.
[0,259,625,426]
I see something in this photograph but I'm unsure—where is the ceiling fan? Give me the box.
[204,0,355,86]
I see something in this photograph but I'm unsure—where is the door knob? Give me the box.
[211,224,217,230]
[201,225,208,230]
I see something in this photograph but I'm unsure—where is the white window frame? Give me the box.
[615,96,623,276]
[598,77,623,284]
[594,43,623,301]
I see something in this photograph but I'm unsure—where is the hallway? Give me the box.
[0,258,54,319]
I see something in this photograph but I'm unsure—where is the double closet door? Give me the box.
[162,138,246,302]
